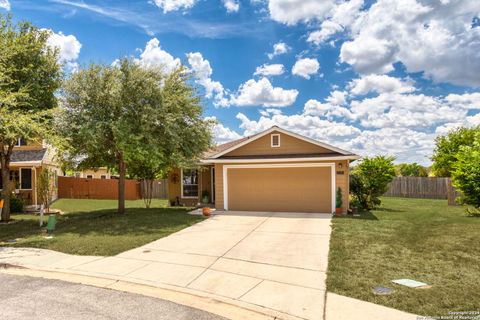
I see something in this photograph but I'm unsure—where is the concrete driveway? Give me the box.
[115,211,332,320]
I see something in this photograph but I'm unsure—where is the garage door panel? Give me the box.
[227,167,332,213]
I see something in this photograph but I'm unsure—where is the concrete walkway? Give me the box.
[0,211,418,320]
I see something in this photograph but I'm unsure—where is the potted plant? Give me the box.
[202,207,212,216]
[201,190,210,204]
[335,187,343,215]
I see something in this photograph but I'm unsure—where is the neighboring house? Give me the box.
[72,167,112,179]
[168,126,360,213]
[0,138,62,208]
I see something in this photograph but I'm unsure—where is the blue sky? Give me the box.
[2,0,480,165]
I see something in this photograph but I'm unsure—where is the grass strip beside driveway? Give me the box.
[327,197,480,317]
[0,199,203,256]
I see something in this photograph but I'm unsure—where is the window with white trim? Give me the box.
[15,138,27,146]
[182,169,198,198]
[271,134,280,147]
[20,168,32,190]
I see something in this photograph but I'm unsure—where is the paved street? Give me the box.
[1,273,226,320]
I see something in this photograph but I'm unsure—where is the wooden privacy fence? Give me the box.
[139,179,168,199]
[58,176,141,200]
[384,177,459,202]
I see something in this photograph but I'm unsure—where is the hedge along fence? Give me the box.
[58,176,141,200]
[384,177,459,203]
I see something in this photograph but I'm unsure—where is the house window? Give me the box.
[86,175,93,179]
[271,134,280,147]
[20,168,32,190]
[100,175,106,179]
[10,170,19,186]
[15,138,27,146]
[182,169,198,198]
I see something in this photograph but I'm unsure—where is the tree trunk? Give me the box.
[0,151,12,222]
[117,154,126,214]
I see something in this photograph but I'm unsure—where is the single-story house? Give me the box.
[0,138,62,208]
[71,167,112,179]
[168,126,360,213]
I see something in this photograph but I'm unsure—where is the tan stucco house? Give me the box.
[168,126,360,213]
[0,138,62,208]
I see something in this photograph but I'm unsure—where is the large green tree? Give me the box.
[432,126,479,177]
[395,163,428,177]
[0,15,62,221]
[350,155,396,210]
[451,131,480,215]
[57,58,213,214]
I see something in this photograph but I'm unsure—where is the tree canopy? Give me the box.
[395,163,428,177]
[0,15,62,221]
[431,126,479,177]
[57,58,214,214]
[451,131,480,214]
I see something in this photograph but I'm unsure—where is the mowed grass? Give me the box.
[0,199,203,256]
[327,197,480,316]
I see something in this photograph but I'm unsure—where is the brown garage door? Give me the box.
[227,166,332,213]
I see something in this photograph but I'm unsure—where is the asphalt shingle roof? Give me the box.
[11,149,47,163]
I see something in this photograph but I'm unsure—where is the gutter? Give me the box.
[200,155,361,164]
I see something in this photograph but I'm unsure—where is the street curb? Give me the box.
[0,267,303,320]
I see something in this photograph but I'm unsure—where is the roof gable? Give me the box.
[208,126,355,159]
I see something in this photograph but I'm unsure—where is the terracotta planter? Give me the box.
[202,207,212,216]
[335,207,343,215]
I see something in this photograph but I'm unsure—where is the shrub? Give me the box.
[451,132,480,215]
[336,187,343,209]
[10,196,24,213]
[350,155,396,210]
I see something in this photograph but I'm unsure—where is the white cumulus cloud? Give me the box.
[137,38,181,74]
[268,42,290,59]
[187,52,228,107]
[307,0,364,45]
[254,63,285,77]
[229,77,299,107]
[339,0,480,86]
[292,58,320,79]
[0,0,10,10]
[348,74,416,96]
[267,0,335,25]
[153,0,197,13]
[47,31,82,71]
[205,116,243,143]
[222,0,239,13]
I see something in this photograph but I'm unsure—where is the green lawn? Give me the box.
[0,199,203,256]
[327,197,480,317]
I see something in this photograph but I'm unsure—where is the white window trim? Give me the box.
[222,163,336,213]
[181,168,199,199]
[19,167,33,191]
[271,134,280,148]
[15,138,26,147]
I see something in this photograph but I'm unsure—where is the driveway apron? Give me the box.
[117,211,332,320]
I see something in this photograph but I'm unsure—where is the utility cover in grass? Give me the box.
[392,279,429,288]
[373,286,394,295]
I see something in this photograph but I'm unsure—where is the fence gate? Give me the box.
[140,179,168,199]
